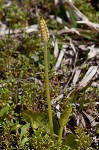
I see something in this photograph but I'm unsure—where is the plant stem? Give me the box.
[44,39,53,135]
[58,125,63,143]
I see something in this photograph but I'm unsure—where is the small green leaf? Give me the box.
[38,63,44,70]
[53,117,59,135]
[63,134,78,149]
[20,123,30,139]
[66,3,77,27]
[0,106,9,122]
[0,106,9,117]
[21,137,29,146]
[80,31,92,39]
[71,90,79,103]
[31,53,39,62]
[79,92,85,111]
[59,106,72,127]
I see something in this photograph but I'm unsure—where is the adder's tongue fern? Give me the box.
[40,19,54,135]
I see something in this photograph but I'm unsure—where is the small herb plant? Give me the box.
[40,18,54,135]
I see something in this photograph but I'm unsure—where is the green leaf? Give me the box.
[20,123,30,139]
[53,117,59,135]
[21,137,29,146]
[71,90,79,103]
[31,53,39,62]
[66,4,77,27]
[0,106,9,122]
[59,106,72,127]
[22,110,50,132]
[38,63,44,70]
[80,31,92,39]
[63,134,78,150]
[79,92,85,111]
[22,110,59,134]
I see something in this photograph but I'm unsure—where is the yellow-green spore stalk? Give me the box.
[40,19,53,135]
[40,19,49,41]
